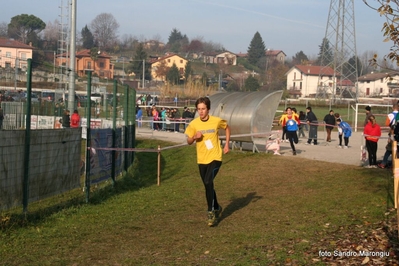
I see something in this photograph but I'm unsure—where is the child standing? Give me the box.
[336,118,352,149]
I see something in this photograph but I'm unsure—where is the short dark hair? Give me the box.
[306,107,312,111]
[195,97,211,110]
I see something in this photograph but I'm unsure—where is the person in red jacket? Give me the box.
[363,115,381,168]
[70,109,81,128]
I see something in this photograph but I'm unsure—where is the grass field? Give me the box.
[1,138,398,265]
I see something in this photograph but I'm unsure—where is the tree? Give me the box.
[364,1,399,67]
[90,13,119,51]
[40,19,59,50]
[167,28,189,53]
[291,51,309,65]
[316,38,334,66]
[153,60,170,81]
[0,22,7,37]
[7,14,46,44]
[226,81,240,92]
[81,25,95,49]
[184,61,192,81]
[186,39,203,54]
[343,55,362,81]
[129,43,149,80]
[166,63,180,85]
[201,72,208,85]
[244,75,260,91]
[247,31,266,66]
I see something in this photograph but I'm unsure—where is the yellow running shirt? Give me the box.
[185,116,228,164]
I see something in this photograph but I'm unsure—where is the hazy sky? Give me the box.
[0,0,393,59]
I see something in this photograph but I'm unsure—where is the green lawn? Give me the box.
[1,138,397,265]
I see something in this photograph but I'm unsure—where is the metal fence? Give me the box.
[0,59,136,211]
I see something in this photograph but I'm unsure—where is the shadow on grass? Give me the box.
[216,192,262,225]
[1,139,177,231]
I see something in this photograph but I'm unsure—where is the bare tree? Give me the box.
[41,19,59,41]
[90,13,119,51]
[0,22,7,37]
[363,1,399,68]
[119,34,138,50]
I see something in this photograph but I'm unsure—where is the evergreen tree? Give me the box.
[129,43,148,79]
[201,72,208,85]
[184,61,192,81]
[247,31,266,66]
[167,28,189,53]
[291,51,309,65]
[8,14,46,44]
[81,25,95,49]
[343,55,362,81]
[245,75,260,91]
[166,63,180,85]
[316,38,333,66]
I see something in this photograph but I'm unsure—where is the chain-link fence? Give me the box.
[0,59,136,211]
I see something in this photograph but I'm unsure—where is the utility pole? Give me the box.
[317,0,359,102]
[68,0,76,110]
[142,59,145,89]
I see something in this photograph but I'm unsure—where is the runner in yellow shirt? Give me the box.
[185,97,231,227]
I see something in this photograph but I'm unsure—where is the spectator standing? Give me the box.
[305,107,318,145]
[70,110,81,128]
[184,97,231,227]
[136,107,143,128]
[0,107,4,130]
[363,115,381,168]
[62,109,71,128]
[323,110,335,142]
[298,110,307,137]
[336,118,352,148]
[173,108,181,133]
[364,106,373,127]
[182,106,194,130]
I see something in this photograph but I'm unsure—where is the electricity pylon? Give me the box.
[317,0,359,102]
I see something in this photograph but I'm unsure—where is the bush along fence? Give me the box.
[0,59,136,212]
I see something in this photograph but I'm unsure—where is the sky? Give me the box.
[0,0,393,59]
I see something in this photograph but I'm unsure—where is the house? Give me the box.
[286,65,337,97]
[202,51,237,65]
[265,50,286,64]
[357,72,399,97]
[144,40,165,50]
[56,49,114,79]
[151,54,187,81]
[0,38,34,70]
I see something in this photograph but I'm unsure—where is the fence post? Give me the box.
[22,58,33,213]
[111,79,117,185]
[157,145,161,186]
[85,70,92,203]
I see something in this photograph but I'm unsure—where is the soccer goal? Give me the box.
[353,103,392,132]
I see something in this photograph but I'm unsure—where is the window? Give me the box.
[6,52,11,58]
[21,53,26,60]
[167,59,170,63]
[87,61,91,69]
[99,62,104,68]
[180,60,183,64]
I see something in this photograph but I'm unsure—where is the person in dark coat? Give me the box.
[305,106,318,145]
[62,109,71,128]
[323,110,335,142]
